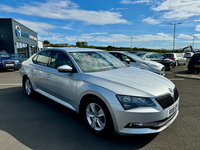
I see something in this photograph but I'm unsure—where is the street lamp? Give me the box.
[168,23,182,51]
[193,36,195,49]
[131,37,132,48]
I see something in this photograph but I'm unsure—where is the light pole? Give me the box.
[193,36,195,49]
[168,23,182,51]
[131,37,132,48]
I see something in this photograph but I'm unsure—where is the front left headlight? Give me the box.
[116,95,156,110]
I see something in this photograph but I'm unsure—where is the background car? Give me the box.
[136,52,175,71]
[164,53,187,66]
[188,52,200,73]
[20,48,179,136]
[184,52,194,58]
[109,51,165,76]
[0,51,21,70]
[11,54,27,63]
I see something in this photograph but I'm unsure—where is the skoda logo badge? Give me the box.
[15,25,21,39]
[168,88,173,93]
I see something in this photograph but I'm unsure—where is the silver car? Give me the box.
[109,51,165,76]
[164,53,187,66]
[20,48,179,135]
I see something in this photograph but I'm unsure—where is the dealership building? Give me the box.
[0,18,39,58]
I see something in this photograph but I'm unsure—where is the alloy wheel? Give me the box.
[86,103,106,131]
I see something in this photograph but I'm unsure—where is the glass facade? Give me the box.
[31,46,37,55]
[16,42,29,58]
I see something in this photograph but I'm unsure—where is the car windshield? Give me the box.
[124,52,143,60]
[136,53,146,57]
[0,51,11,58]
[12,54,24,58]
[70,51,127,73]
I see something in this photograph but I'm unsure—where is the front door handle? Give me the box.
[47,74,51,78]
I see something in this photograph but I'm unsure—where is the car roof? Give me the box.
[41,47,103,52]
[108,51,127,53]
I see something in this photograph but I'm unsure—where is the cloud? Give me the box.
[65,32,172,42]
[196,24,200,31]
[0,0,130,25]
[178,34,193,40]
[142,17,161,25]
[152,0,200,20]
[62,26,73,30]
[120,0,150,4]
[16,19,56,35]
[194,19,200,22]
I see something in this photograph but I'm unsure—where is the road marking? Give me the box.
[0,83,21,86]
[169,78,184,81]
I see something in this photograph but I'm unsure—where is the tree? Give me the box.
[43,40,50,44]
[76,41,81,47]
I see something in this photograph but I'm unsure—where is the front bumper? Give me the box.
[111,98,179,135]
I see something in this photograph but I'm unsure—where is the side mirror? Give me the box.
[57,65,72,72]
[124,58,131,64]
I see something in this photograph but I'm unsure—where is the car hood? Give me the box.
[0,57,18,61]
[79,67,174,98]
[137,59,164,67]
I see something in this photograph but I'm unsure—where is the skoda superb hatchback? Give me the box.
[20,48,179,135]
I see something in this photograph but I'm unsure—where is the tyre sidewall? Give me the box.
[81,97,113,136]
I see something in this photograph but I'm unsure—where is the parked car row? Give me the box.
[20,48,179,136]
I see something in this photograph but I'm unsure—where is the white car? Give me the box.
[109,51,165,76]
[184,52,194,58]
[20,48,179,135]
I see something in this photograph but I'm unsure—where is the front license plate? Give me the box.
[194,65,200,68]
[168,101,179,117]
[6,64,14,66]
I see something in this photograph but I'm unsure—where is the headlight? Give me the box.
[15,60,19,63]
[116,95,156,110]
[0,61,2,63]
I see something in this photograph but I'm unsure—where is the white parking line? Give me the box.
[169,78,185,81]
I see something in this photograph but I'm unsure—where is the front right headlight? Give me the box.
[116,95,156,110]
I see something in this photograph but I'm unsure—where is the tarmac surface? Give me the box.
[0,65,199,150]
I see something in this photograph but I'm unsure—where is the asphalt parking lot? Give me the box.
[0,65,200,150]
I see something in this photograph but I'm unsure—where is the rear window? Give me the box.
[193,54,200,59]
[165,54,173,57]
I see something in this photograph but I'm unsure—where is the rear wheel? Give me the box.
[82,97,113,136]
[176,60,179,66]
[24,77,34,97]
[169,62,175,71]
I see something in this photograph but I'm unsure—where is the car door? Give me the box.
[44,50,78,108]
[31,50,51,91]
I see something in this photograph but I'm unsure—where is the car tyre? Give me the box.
[24,77,34,97]
[82,97,114,136]
[169,62,175,71]
[176,60,179,66]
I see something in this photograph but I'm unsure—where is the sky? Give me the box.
[1,0,200,50]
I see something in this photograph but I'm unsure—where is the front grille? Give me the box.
[156,88,179,109]
[3,61,15,66]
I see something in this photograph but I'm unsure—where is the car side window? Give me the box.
[111,53,122,61]
[50,51,73,69]
[33,51,51,66]
[155,53,163,59]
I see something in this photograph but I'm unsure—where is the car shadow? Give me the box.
[0,86,158,150]
[0,69,18,73]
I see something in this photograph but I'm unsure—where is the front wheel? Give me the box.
[82,97,113,136]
